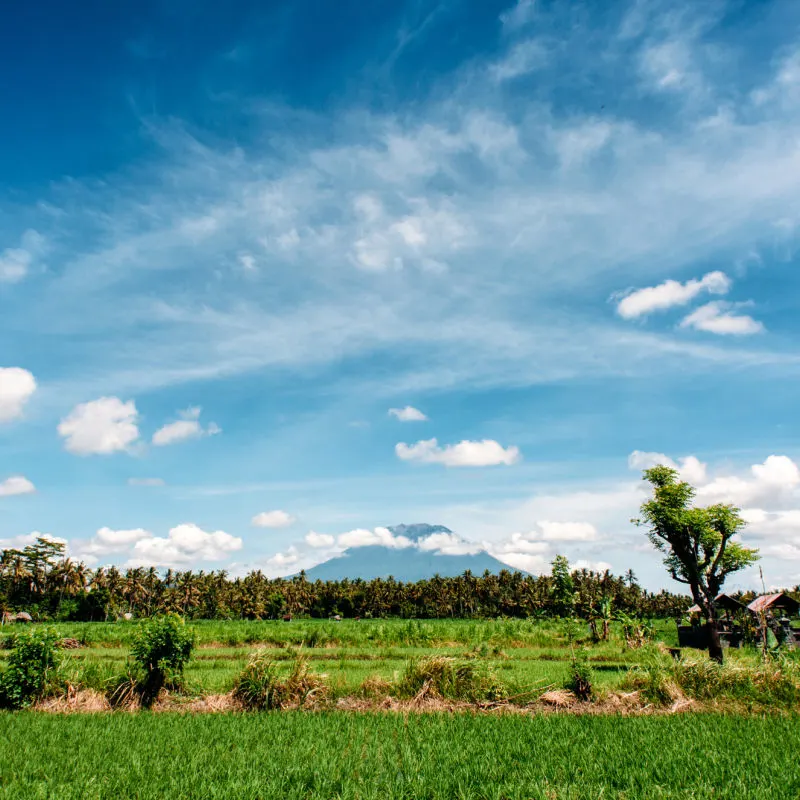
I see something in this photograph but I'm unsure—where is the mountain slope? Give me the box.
[301,524,520,582]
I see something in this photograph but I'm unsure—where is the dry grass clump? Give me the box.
[358,675,393,700]
[397,656,508,703]
[625,654,800,708]
[36,688,110,713]
[233,653,329,710]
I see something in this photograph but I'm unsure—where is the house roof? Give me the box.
[747,593,800,615]
[687,593,747,614]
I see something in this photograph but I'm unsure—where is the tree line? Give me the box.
[0,538,693,621]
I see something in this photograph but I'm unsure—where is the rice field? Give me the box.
[3,618,677,697]
[2,618,798,798]
[1,712,797,799]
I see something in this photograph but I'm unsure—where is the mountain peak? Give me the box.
[388,523,453,542]
[301,523,521,582]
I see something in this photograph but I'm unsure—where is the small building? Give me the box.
[747,593,800,616]
[686,594,747,617]
[679,594,748,649]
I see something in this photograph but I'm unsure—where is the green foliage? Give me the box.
[636,466,759,662]
[397,656,508,702]
[233,653,328,710]
[0,627,62,709]
[636,466,759,598]
[129,614,195,706]
[550,555,575,616]
[565,646,593,701]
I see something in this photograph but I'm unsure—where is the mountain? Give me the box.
[300,524,520,582]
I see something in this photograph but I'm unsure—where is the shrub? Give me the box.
[625,654,800,708]
[565,647,593,701]
[129,614,195,707]
[397,656,508,703]
[233,653,328,710]
[0,627,62,709]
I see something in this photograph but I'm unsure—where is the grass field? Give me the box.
[1,619,798,798]
[3,618,681,698]
[1,712,797,799]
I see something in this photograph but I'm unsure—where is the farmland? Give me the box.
[4,618,680,700]
[2,618,799,798]
[2,713,799,799]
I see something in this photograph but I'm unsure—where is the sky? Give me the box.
[2,0,800,590]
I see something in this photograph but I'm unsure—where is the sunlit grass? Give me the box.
[1,712,796,799]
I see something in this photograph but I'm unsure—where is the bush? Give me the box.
[625,654,800,708]
[129,614,195,707]
[233,653,328,710]
[565,647,593,701]
[0,627,62,709]
[397,656,508,703]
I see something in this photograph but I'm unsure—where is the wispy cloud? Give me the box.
[0,230,45,283]
[389,406,428,422]
[152,406,221,446]
[680,301,764,335]
[4,1,800,419]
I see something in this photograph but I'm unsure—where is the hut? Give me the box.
[15,612,33,623]
[686,593,747,617]
[747,593,800,616]
[678,594,748,649]
[748,593,800,649]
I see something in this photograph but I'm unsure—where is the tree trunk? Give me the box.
[706,616,724,664]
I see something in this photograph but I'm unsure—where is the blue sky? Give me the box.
[2,0,800,589]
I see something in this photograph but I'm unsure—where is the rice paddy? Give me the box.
[1,618,797,798]
[1,712,798,799]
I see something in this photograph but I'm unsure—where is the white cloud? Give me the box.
[128,523,242,567]
[489,40,548,82]
[628,451,708,485]
[0,229,45,283]
[492,551,550,574]
[680,301,764,335]
[305,531,335,548]
[58,397,139,455]
[697,455,800,507]
[573,559,613,573]
[239,253,256,271]
[0,531,67,551]
[267,546,300,569]
[128,477,165,487]
[86,526,154,554]
[337,526,414,549]
[616,271,731,319]
[388,405,428,422]
[0,367,37,422]
[532,521,598,542]
[0,476,36,497]
[417,531,483,555]
[396,438,521,467]
[252,510,296,528]
[152,406,221,446]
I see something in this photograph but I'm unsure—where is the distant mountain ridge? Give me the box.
[300,523,521,582]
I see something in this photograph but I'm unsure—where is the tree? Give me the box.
[635,465,759,663]
[550,555,575,616]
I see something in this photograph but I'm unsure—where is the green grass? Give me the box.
[8,618,679,649]
[0,619,781,699]
[0,712,797,799]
